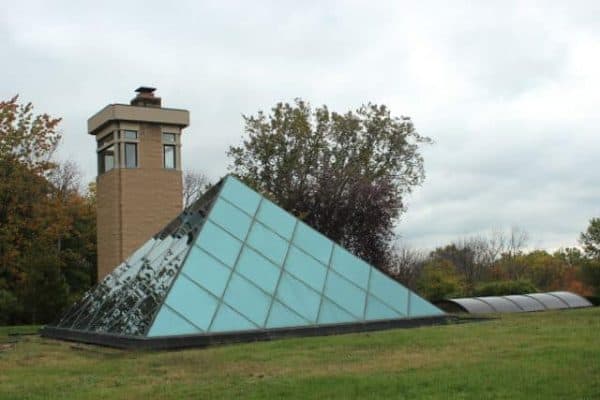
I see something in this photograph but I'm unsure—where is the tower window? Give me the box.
[164,145,176,169]
[162,133,176,143]
[123,130,138,140]
[98,144,116,174]
[124,142,138,168]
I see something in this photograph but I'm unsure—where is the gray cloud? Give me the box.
[1,1,598,251]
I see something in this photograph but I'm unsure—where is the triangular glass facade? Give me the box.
[47,176,443,342]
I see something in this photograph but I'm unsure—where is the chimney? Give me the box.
[131,86,162,108]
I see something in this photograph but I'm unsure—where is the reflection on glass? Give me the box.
[51,185,221,337]
[162,132,176,143]
[125,143,137,168]
[164,145,175,169]
[98,145,116,174]
[123,130,138,140]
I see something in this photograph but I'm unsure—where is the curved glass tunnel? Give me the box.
[436,292,593,314]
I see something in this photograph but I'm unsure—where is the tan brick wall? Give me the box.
[97,169,123,280]
[96,122,183,281]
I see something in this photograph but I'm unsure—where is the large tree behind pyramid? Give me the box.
[227,99,432,270]
[42,176,445,349]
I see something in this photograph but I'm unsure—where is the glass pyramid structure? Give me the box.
[43,176,444,348]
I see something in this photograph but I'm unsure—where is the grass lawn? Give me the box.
[1,308,599,399]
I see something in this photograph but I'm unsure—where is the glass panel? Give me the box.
[196,220,242,267]
[366,295,403,320]
[209,303,257,333]
[525,293,568,310]
[219,176,261,216]
[504,295,545,312]
[255,198,296,239]
[276,272,321,322]
[246,222,289,266]
[144,236,175,263]
[181,246,231,297]
[318,299,358,324]
[105,151,115,171]
[223,273,271,326]
[284,246,327,292]
[50,185,223,336]
[163,145,176,169]
[330,245,370,289]
[124,142,137,168]
[207,198,252,240]
[67,233,191,336]
[266,301,309,329]
[98,144,115,174]
[479,297,523,313]
[548,291,593,308]
[163,274,218,331]
[323,271,365,318]
[368,268,409,315]
[407,293,444,317]
[147,306,200,337]
[125,238,156,266]
[292,222,333,265]
[162,132,176,143]
[123,130,138,139]
[452,298,496,314]
[235,247,280,294]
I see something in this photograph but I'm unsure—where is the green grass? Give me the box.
[1,309,599,399]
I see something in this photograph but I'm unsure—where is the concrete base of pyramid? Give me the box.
[40,314,454,350]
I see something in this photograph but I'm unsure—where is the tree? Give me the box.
[18,245,69,324]
[48,160,81,197]
[579,219,600,295]
[387,245,427,290]
[0,96,96,323]
[0,95,61,173]
[0,157,56,286]
[518,250,567,291]
[580,260,600,296]
[228,99,431,268]
[580,218,600,259]
[495,227,529,280]
[416,259,463,301]
[472,280,538,297]
[430,240,485,293]
[182,170,210,208]
[0,96,62,284]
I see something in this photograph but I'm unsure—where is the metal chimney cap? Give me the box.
[135,86,157,94]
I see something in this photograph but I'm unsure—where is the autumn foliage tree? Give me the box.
[0,96,61,293]
[0,96,95,324]
[228,99,431,269]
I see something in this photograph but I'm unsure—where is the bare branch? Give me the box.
[183,170,210,208]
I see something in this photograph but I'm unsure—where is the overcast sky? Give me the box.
[1,1,598,251]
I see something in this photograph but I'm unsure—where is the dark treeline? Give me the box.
[385,226,600,301]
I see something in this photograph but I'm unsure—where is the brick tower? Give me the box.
[88,87,189,280]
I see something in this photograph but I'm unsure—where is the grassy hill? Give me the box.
[1,308,599,399]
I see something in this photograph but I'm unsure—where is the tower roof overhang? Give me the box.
[88,103,190,135]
